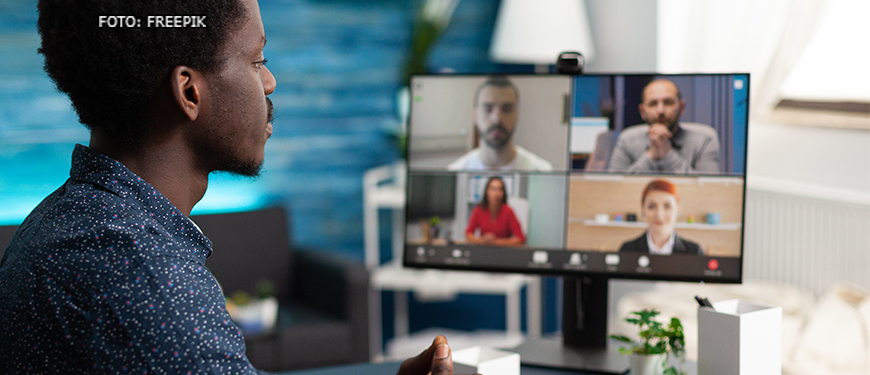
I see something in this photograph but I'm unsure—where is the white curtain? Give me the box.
[657,0,827,117]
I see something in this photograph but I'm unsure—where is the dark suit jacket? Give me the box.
[618,231,704,255]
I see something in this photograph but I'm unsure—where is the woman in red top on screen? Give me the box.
[618,179,703,255]
[465,176,526,246]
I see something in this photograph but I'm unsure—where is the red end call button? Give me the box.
[707,259,719,271]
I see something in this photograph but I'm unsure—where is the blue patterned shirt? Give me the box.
[0,144,263,374]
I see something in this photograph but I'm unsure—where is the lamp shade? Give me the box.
[490,0,596,65]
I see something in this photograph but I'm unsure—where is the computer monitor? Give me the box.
[403,73,749,373]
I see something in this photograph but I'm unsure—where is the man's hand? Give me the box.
[396,335,479,375]
[482,232,496,244]
[646,123,672,160]
[396,335,453,375]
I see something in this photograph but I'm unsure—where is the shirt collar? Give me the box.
[646,231,675,255]
[69,144,212,258]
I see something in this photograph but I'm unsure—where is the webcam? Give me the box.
[556,52,585,75]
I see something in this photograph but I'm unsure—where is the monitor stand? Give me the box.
[513,276,629,375]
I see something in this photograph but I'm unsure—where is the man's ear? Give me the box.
[170,65,203,121]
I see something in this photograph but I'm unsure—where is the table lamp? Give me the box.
[490,0,596,71]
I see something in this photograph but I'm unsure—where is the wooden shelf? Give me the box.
[570,219,742,231]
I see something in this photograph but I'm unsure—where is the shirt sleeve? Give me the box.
[504,207,525,244]
[465,207,482,236]
[606,135,633,173]
[625,152,659,174]
[692,132,720,173]
[658,133,720,174]
[608,133,658,173]
[104,256,262,375]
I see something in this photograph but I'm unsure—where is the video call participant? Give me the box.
[0,1,459,374]
[608,79,720,174]
[619,179,703,255]
[465,176,526,245]
[448,76,553,171]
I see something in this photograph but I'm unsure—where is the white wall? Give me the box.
[748,121,870,196]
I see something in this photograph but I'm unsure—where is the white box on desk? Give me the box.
[698,300,782,375]
[452,346,520,375]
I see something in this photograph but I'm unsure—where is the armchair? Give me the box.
[191,207,370,371]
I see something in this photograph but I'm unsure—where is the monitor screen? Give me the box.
[404,73,748,283]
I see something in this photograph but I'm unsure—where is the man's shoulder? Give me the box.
[514,146,553,171]
[447,148,481,171]
[10,183,185,263]
[619,123,649,136]
[618,124,651,138]
[614,125,652,148]
[680,122,717,137]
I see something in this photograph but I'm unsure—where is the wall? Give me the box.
[747,122,870,195]
[742,119,870,296]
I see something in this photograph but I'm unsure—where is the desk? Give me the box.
[281,361,614,375]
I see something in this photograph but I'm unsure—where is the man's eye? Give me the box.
[255,58,268,67]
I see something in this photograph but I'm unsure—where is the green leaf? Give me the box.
[618,309,687,364]
[637,309,660,321]
[610,335,633,343]
[255,280,275,299]
[645,345,666,355]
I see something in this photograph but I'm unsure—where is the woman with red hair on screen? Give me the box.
[619,179,703,255]
[465,176,526,246]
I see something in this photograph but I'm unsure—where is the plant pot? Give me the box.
[228,297,278,334]
[628,353,665,375]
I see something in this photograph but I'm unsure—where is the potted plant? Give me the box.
[611,309,686,375]
[225,280,278,334]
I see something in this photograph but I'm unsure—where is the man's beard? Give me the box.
[666,115,680,132]
[214,98,275,178]
[481,123,513,149]
[218,159,263,178]
[651,113,680,132]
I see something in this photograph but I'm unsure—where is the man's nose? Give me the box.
[490,110,504,122]
[263,65,277,95]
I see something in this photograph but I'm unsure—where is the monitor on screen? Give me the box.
[403,73,749,373]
